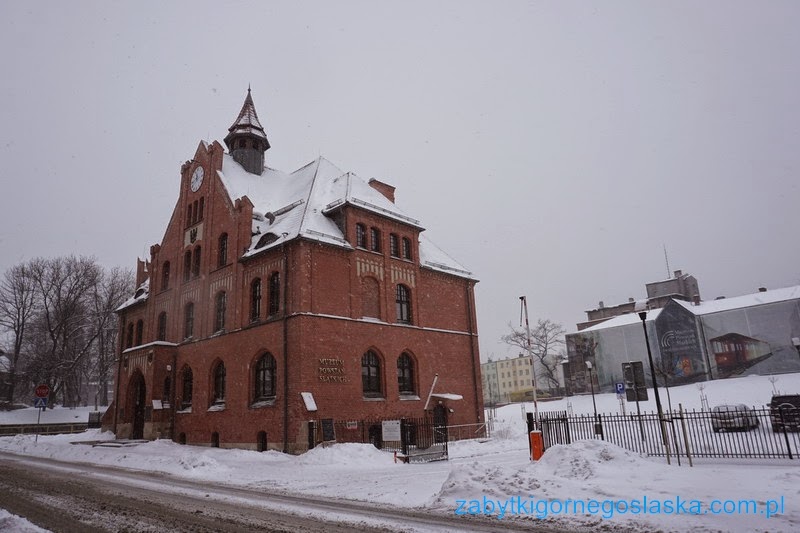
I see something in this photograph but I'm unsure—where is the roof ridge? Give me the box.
[296,158,323,236]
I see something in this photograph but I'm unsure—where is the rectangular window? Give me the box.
[184,303,194,339]
[192,247,201,278]
[250,279,262,322]
[157,313,167,341]
[218,234,228,267]
[356,224,366,248]
[389,234,399,257]
[370,228,381,252]
[214,292,226,332]
[402,237,412,260]
[268,272,280,316]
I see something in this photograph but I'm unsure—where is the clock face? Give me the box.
[190,166,204,192]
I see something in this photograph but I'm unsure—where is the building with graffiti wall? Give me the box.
[564,286,800,394]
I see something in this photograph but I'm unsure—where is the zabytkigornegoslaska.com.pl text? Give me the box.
[454,495,785,520]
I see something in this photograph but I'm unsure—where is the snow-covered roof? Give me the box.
[578,285,800,334]
[673,285,800,315]
[217,154,474,279]
[579,308,661,333]
[116,278,149,312]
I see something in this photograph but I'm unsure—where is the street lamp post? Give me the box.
[519,296,539,429]
[638,311,668,459]
[586,361,603,439]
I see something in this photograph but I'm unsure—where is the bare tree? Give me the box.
[502,319,566,393]
[24,256,102,407]
[0,262,38,404]
[89,267,133,407]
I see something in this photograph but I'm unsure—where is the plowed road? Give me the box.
[0,452,560,532]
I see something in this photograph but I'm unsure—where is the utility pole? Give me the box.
[520,296,539,428]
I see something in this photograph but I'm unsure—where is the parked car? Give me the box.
[769,394,800,432]
[711,404,759,432]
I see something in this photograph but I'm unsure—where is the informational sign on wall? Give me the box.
[382,419,401,442]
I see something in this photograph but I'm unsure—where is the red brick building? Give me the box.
[106,90,483,452]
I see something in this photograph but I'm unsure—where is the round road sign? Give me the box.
[35,384,50,398]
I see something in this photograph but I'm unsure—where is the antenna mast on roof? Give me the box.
[663,244,671,278]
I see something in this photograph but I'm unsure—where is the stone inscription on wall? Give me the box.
[318,358,348,383]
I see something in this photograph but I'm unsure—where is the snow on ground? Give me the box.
[0,510,49,532]
[1,372,799,532]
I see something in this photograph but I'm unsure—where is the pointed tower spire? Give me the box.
[224,88,270,174]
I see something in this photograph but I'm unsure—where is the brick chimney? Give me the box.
[368,178,396,203]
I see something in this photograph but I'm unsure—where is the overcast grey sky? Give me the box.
[2,1,799,361]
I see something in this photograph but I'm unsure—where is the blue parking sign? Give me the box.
[615,382,625,394]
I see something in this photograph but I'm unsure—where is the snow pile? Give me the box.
[0,510,48,532]
[296,442,400,468]
[534,439,648,481]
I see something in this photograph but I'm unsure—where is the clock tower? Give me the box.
[223,88,270,175]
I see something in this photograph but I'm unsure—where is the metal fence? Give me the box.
[308,417,489,463]
[539,405,800,461]
[0,422,88,437]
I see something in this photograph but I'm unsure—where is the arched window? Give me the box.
[157,312,167,341]
[161,261,170,291]
[183,250,191,281]
[192,246,201,278]
[355,223,366,248]
[254,353,276,401]
[192,200,198,224]
[218,233,228,267]
[362,277,380,319]
[396,284,412,324]
[268,272,280,316]
[135,320,143,346]
[389,234,399,257]
[181,367,193,409]
[362,350,382,398]
[250,278,262,322]
[214,291,226,332]
[402,237,412,260]
[184,302,194,339]
[126,323,134,349]
[198,197,205,221]
[370,227,381,252]
[213,361,226,404]
[186,205,192,227]
[397,352,415,394]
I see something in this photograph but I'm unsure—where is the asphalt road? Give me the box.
[0,452,562,533]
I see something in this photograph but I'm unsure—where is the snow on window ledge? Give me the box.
[250,399,276,409]
[207,403,226,412]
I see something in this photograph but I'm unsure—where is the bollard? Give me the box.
[530,430,544,461]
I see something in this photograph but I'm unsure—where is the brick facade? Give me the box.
[105,93,483,452]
